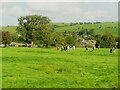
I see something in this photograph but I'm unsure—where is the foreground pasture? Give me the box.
[2,47,118,88]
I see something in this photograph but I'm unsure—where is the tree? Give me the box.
[65,34,76,46]
[95,34,103,47]
[101,32,115,48]
[77,29,94,40]
[11,33,18,42]
[95,32,115,48]
[49,32,66,47]
[115,36,120,48]
[16,15,51,46]
[2,31,12,47]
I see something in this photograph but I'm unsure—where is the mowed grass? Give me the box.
[2,47,118,88]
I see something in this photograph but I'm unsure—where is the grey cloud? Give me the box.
[1,2,118,26]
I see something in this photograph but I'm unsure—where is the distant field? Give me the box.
[2,47,118,88]
[0,26,17,33]
[0,22,118,37]
[53,22,118,36]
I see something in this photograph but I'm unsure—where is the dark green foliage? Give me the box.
[102,32,115,48]
[51,32,66,46]
[14,15,117,48]
[77,29,95,40]
[84,22,92,24]
[79,22,83,25]
[95,34,103,47]
[70,22,78,26]
[95,32,115,48]
[115,36,120,48]
[17,15,51,45]
[2,31,12,47]
[65,34,76,46]
[62,32,81,47]
[11,33,18,42]
[78,29,94,36]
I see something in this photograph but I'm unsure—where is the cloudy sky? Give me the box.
[0,0,119,26]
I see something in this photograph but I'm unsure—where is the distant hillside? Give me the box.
[52,22,118,37]
[0,22,118,37]
[0,26,17,33]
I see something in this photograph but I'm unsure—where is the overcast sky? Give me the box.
[0,0,119,26]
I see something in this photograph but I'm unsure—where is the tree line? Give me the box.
[0,15,119,48]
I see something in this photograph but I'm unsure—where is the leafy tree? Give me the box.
[95,34,103,47]
[50,32,66,47]
[11,33,18,42]
[65,34,76,46]
[16,15,51,46]
[77,29,94,40]
[88,29,94,36]
[95,32,115,48]
[2,31,12,47]
[101,32,115,48]
[115,36,120,48]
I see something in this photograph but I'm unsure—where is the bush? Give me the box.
[2,31,12,47]
[95,32,115,48]
[115,36,120,48]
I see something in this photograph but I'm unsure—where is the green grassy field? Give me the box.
[0,22,118,37]
[2,47,118,88]
[0,26,17,33]
[54,22,118,37]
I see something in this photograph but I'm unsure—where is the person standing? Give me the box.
[73,46,75,50]
[113,47,116,54]
[61,46,64,51]
[110,48,113,54]
[98,45,100,49]
[92,47,94,51]
[85,45,88,51]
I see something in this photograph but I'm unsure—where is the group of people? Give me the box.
[110,47,116,54]
[85,45,95,51]
[61,45,76,51]
[57,45,117,54]
[56,45,75,51]
[85,45,116,54]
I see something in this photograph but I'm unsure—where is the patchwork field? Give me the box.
[54,22,118,37]
[2,47,118,88]
[0,22,118,37]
